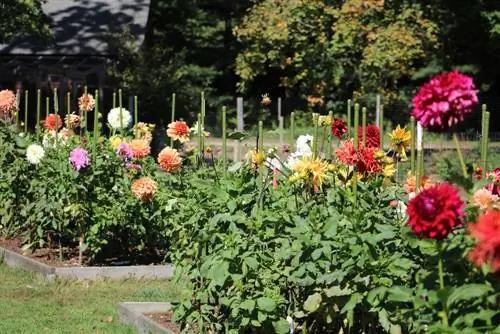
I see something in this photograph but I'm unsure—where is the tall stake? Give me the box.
[45,97,49,118]
[347,99,352,137]
[415,122,423,192]
[197,113,203,165]
[222,106,227,178]
[379,104,384,148]
[481,105,487,169]
[170,93,176,146]
[353,104,360,147]
[410,117,416,175]
[134,96,138,126]
[15,89,20,127]
[483,112,490,171]
[118,89,123,131]
[290,111,295,150]
[67,92,71,117]
[361,107,367,146]
[326,110,333,159]
[200,92,205,154]
[36,89,41,134]
[93,90,99,163]
[24,90,28,133]
[312,113,319,158]
[54,88,59,147]
[82,86,88,133]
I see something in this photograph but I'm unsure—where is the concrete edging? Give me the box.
[118,302,175,334]
[0,246,174,281]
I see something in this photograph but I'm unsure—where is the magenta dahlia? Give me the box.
[411,71,478,132]
[406,183,465,239]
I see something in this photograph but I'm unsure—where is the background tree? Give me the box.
[0,0,52,44]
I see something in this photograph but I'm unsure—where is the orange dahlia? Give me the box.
[129,138,151,159]
[158,147,182,173]
[44,114,63,131]
[131,177,158,202]
[167,121,190,143]
[0,89,16,116]
[405,173,434,193]
[468,210,500,272]
[78,93,95,112]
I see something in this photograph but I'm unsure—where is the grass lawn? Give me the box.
[0,264,182,333]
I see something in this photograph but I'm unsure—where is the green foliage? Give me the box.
[0,0,52,44]
[166,157,499,333]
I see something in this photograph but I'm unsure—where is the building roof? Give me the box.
[0,0,150,56]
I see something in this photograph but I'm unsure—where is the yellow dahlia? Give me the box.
[291,156,328,190]
[389,125,411,160]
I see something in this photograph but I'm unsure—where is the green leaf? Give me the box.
[446,284,493,308]
[227,131,247,140]
[257,297,276,312]
[340,292,362,314]
[324,286,352,297]
[273,319,290,334]
[378,309,391,331]
[303,292,322,313]
[387,286,413,303]
[239,299,256,311]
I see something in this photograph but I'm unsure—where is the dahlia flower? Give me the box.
[411,71,478,132]
[406,183,465,239]
[261,94,271,106]
[485,168,500,195]
[69,147,90,171]
[318,115,332,127]
[109,135,123,149]
[78,93,95,113]
[468,210,500,273]
[26,144,45,164]
[405,173,434,193]
[0,89,17,116]
[473,189,498,210]
[358,124,380,148]
[290,156,329,190]
[336,139,357,166]
[44,114,63,131]
[133,122,155,142]
[295,135,313,155]
[65,113,81,128]
[389,125,411,160]
[158,147,182,172]
[131,177,157,202]
[167,121,190,143]
[116,143,133,160]
[331,118,347,139]
[129,138,151,159]
[126,163,142,172]
[107,107,132,130]
[42,130,69,148]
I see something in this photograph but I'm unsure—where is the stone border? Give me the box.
[118,302,175,334]
[0,246,174,281]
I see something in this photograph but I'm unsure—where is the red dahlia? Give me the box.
[44,113,63,130]
[357,146,383,175]
[331,118,347,139]
[358,124,380,148]
[406,183,464,239]
[468,210,500,273]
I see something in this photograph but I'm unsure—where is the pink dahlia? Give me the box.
[411,71,478,131]
[69,147,90,171]
[485,168,500,195]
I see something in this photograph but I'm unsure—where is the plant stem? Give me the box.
[353,104,359,147]
[379,104,384,148]
[222,106,227,178]
[453,133,468,178]
[170,93,175,146]
[134,95,138,127]
[410,117,416,175]
[36,89,41,136]
[24,90,28,133]
[437,242,449,327]
[290,112,295,150]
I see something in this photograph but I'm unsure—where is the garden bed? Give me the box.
[118,302,179,334]
[0,241,174,281]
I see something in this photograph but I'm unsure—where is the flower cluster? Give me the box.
[412,71,478,132]
[133,122,155,143]
[336,139,394,177]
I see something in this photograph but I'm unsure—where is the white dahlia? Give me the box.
[26,144,45,164]
[107,107,132,130]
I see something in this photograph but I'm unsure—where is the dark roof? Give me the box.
[0,0,150,56]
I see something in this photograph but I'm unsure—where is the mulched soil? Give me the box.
[144,312,181,333]
[0,237,166,267]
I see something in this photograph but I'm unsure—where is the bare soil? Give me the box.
[144,312,181,334]
[0,237,166,267]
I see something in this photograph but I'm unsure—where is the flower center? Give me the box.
[420,195,438,218]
